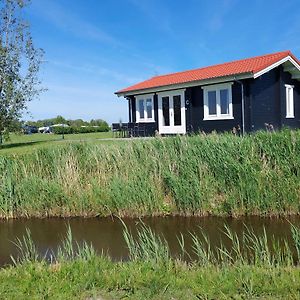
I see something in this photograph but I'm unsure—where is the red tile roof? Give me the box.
[116,50,299,95]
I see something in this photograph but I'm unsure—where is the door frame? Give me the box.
[157,89,186,134]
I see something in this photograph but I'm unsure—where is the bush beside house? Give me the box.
[52,124,110,134]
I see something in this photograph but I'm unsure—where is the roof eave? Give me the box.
[115,72,254,97]
[253,55,300,79]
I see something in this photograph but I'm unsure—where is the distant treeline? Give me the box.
[25,115,110,128]
[25,116,110,133]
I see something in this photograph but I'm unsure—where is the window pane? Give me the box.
[286,87,294,117]
[289,88,293,114]
[220,89,229,114]
[139,99,144,119]
[162,96,170,126]
[287,90,291,115]
[146,98,152,119]
[208,91,216,115]
[173,95,181,126]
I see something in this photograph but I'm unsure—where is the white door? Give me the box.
[158,89,186,134]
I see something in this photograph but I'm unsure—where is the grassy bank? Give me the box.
[1,129,300,218]
[2,258,299,299]
[1,223,300,299]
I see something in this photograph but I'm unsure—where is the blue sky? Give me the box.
[24,0,300,123]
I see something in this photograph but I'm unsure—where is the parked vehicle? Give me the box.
[22,125,38,134]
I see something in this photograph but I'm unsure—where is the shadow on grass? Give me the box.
[0,140,51,150]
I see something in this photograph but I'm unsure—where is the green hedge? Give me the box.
[52,124,109,135]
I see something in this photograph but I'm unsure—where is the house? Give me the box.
[115,51,300,136]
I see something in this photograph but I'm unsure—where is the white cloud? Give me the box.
[30,0,121,46]
[49,60,143,85]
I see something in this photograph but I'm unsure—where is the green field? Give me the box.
[0,131,115,155]
[1,129,300,218]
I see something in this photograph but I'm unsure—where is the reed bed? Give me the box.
[1,129,300,218]
[10,222,300,267]
[123,222,297,267]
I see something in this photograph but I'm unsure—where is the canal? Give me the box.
[0,216,299,266]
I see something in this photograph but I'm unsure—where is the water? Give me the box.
[0,216,299,267]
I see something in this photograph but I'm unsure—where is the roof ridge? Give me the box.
[151,50,291,80]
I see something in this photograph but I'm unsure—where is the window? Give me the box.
[202,83,233,120]
[138,99,145,119]
[173,95,182,126]
[285,84,294,118]
[146,98,153,119]
[135,94,154,122]
[220,89,229,114]
[208,91,217,115]
[162,96,170,126]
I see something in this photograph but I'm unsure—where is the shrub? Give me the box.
[52,124,110,135]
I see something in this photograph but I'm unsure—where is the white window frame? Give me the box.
[285,84,294,118]
[135,93,155,123]
[202,82,234,120]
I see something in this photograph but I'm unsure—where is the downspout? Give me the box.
[235,80,245,136]
[126,97,132,123]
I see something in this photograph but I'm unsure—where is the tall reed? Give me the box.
[10,228,39,265]
[10,226,96,265]
[10,222,300,268]
[123,222,299,267]
[122,220,169,262]
[57,225,96,261]
[1,129,300,218]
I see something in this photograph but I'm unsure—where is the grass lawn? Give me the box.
[0,131,115,155]
[1,258,300,299]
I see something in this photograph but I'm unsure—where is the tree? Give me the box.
[68,119,88,127]
[0,0,44,143]
[53,115,67,125]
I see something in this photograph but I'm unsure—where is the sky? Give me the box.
[23,0,300,124]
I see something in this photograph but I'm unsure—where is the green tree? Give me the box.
[0,0,44,143]
[53,115,67,125]
[68,119,88,127]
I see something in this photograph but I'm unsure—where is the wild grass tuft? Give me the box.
[10,228,39,265]
[57,225,96,261]
[291,223,300,262]
[122,220,170,263]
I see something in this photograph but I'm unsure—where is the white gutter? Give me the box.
[116,72,253,97]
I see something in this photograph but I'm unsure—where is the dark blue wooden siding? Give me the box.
[130,96,137,123]
[246,66,300,131]
[247,68,281,131]
[279,67,300,129]
[186,82,243,133]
